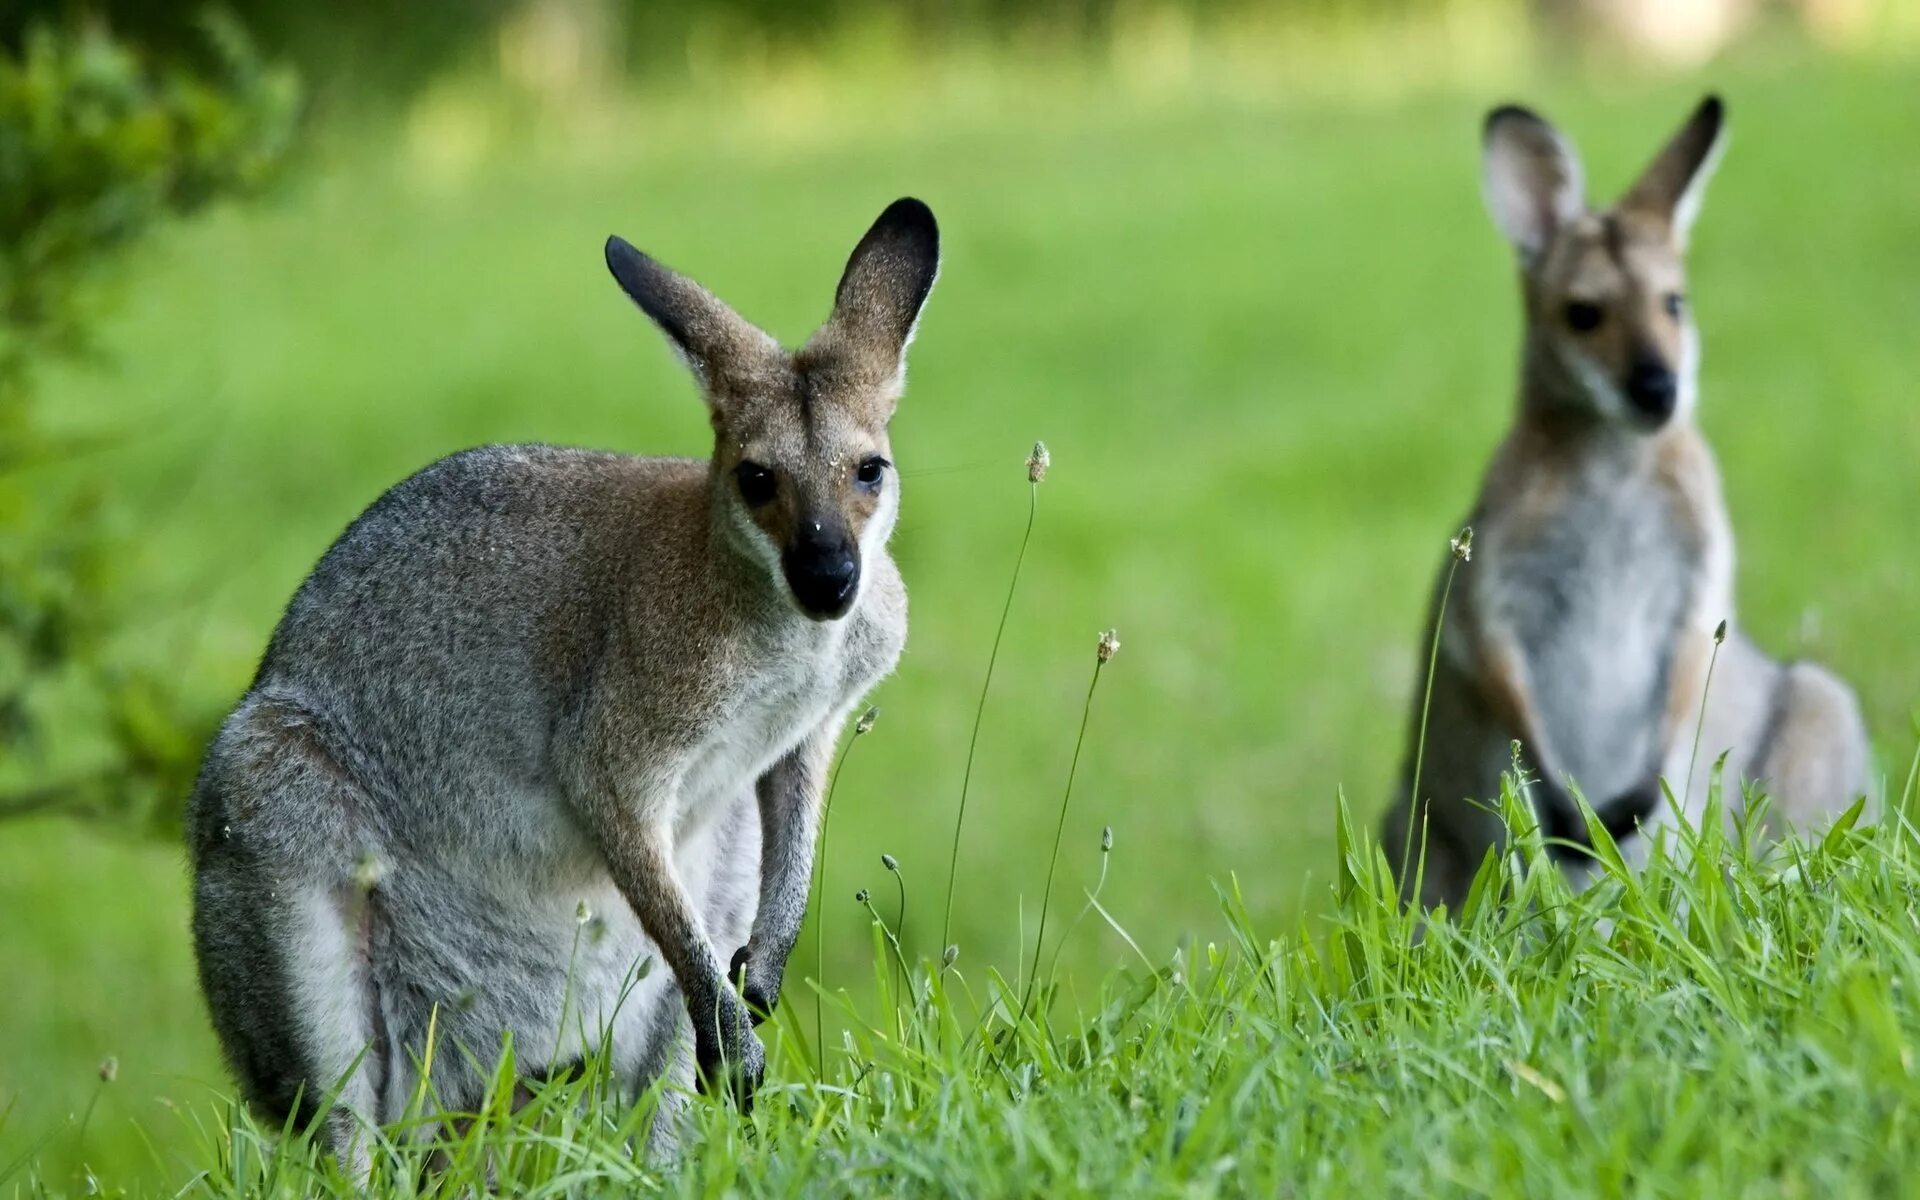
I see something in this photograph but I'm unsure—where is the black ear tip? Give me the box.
[877,196,938,249]
[1698,93,1726,124]
[604,235,663,304]
[1484,103,1543,137]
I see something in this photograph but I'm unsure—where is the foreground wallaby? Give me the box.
[1383,97,1870,909]
[187,198,939,1159]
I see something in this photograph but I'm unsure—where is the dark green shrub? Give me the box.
[0,14,298,828]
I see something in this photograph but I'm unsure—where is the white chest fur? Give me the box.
[1483,478,1695,798]
[671,615,867,836]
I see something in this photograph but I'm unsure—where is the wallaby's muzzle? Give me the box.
[1624,356,1679,425]
[783,526,860,620]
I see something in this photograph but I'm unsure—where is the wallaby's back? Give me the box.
[193,446,709,861]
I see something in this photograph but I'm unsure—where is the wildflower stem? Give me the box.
[1044,828,1111,985]
[889,866,907,1006]
[941,480,1038,953]
[72,1067,110,1156]
[1683,621,1729,809]
[857,893,912,1011]
[1402,530,1470,892]
[554,915,585,1057]
[812,715,872,1081]
[1019,654,1108,1025]
[1897,713,1919,821]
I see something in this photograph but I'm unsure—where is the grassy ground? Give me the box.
[3,43,1917,1195]
[26,787,1920,1197]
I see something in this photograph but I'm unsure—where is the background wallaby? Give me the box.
[1383,97,1871,909]
[187,198,940,1159]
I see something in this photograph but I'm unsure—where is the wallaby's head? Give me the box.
[605,198,939,621]
[1482,95,1727,430]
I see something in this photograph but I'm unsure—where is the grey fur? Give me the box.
[187,199,940,1163]
[1384,99,1870,909]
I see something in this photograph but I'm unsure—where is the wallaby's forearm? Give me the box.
[1468,619,1619,849]
[1477,621,1669,850]
[563,751,749,1050]
[736,729,834,1015]
[1472,623,1567,792]
[588,800,759,1094]
[603,821,728,1007]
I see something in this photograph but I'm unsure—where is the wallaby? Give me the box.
[186,198,940,1162]
[1383,97,1871,909]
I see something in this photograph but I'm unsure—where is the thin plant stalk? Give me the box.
[1897,713,1920,820]
[884,857,907,1005]
[1018,643,1112,1024]
[941,480,1039,953]
[1401,528,1472,890]
[1044,826,1112,985]
[856,891,912,1021]
[1683,620,1730,809]
[553,913,586,1056]
[812,711,873,1080]
[71,1062,113,1168]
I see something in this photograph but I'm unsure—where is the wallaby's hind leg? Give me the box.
[187,697,395,1170]
[1751,661,1873,837]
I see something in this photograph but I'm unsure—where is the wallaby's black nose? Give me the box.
[1625,360,1678,422]
[784,548,859,620]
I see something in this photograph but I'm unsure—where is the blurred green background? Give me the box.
[2,0,1917,1190]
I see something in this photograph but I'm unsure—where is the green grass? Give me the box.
[4,39,1919,1196]
[26,779,1920,1197]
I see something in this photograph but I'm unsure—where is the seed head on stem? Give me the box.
[351,850,386,893]
[1450,526,1473,562]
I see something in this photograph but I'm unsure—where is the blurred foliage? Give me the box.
[3,0,1495,97]
[0,14,299,827]
[4,2,514,98]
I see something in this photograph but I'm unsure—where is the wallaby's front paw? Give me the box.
[1532,777,1582,851]
[1601,779,1662,838]
[694,1005,765,1110]
[728,944,782,1022]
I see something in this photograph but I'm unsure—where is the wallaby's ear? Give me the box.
[1618,94,1726,248]
[1482,105,1586,261]
[605,235,777,390]
[814,198,940,391]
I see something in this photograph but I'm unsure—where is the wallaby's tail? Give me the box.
[1753,661,1874,834]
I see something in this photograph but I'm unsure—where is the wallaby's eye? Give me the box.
[1664,292,1685,319]
[1564,301,1604,333]
[855,456,889,489]
[735,462,777,507]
